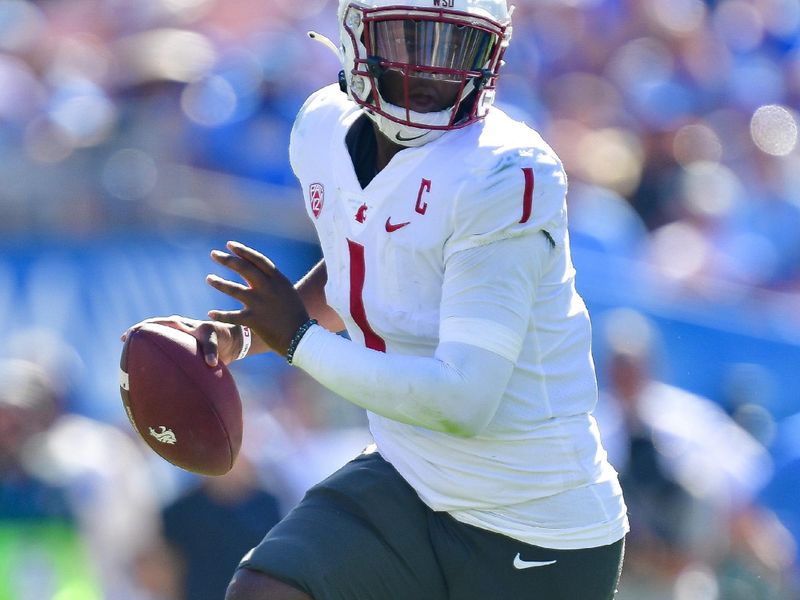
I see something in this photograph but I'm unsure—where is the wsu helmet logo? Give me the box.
[309,183,325,219]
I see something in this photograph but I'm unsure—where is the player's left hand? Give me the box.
[206,241,309,357]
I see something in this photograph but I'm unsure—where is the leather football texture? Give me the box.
[120,323,242,476]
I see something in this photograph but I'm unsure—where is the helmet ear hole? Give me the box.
[338,70,348,93]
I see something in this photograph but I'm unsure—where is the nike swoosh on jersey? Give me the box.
[513,554,557,570]
[385,218,411,232]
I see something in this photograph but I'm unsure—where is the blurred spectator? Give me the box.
[0,353,163,599]
[0,360,65,517]
[595,309,795,599]
[0,359,98,600]
[158,456,281,600]
[761,410,800,578]
[722,362,777,448]
[716,505,797,600]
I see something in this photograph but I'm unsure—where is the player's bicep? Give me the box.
[439,231,552,363]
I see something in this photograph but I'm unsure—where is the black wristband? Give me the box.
[286,319,318,364]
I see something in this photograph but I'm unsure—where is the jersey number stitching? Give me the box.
[347,239,387,352]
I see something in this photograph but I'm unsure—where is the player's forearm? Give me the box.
[292,328,513,436]
[242,260,344,357]
[295,259,346,332]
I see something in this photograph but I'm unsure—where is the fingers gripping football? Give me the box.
[207,241,309,357]
[121,316,240,367]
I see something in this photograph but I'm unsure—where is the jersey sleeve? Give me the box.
[443,145,568,262]
[439,232,552,363]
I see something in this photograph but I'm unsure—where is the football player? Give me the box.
[129,1,629,598]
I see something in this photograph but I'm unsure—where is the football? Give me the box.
[120,323,243,476]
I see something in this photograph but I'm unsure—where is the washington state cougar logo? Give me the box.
[356,203,369,223]
[149,426,177,445]
[310,183,325,218]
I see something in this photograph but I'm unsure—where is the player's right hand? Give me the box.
[120,316,242,367]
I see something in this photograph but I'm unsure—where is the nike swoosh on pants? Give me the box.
[513,553,557,570]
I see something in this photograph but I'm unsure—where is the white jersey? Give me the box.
[290,85,628,549]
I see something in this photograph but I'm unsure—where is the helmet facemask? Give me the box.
[339,2,512,147]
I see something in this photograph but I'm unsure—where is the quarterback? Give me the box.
[134,0,629,598]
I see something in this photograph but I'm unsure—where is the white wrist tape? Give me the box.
[236,326,252,361]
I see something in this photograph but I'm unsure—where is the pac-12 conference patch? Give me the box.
[310,183,324,218]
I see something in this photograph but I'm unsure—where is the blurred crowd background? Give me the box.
[1,0,800,598]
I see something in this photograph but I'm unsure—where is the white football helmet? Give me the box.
[337,0,513,147]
